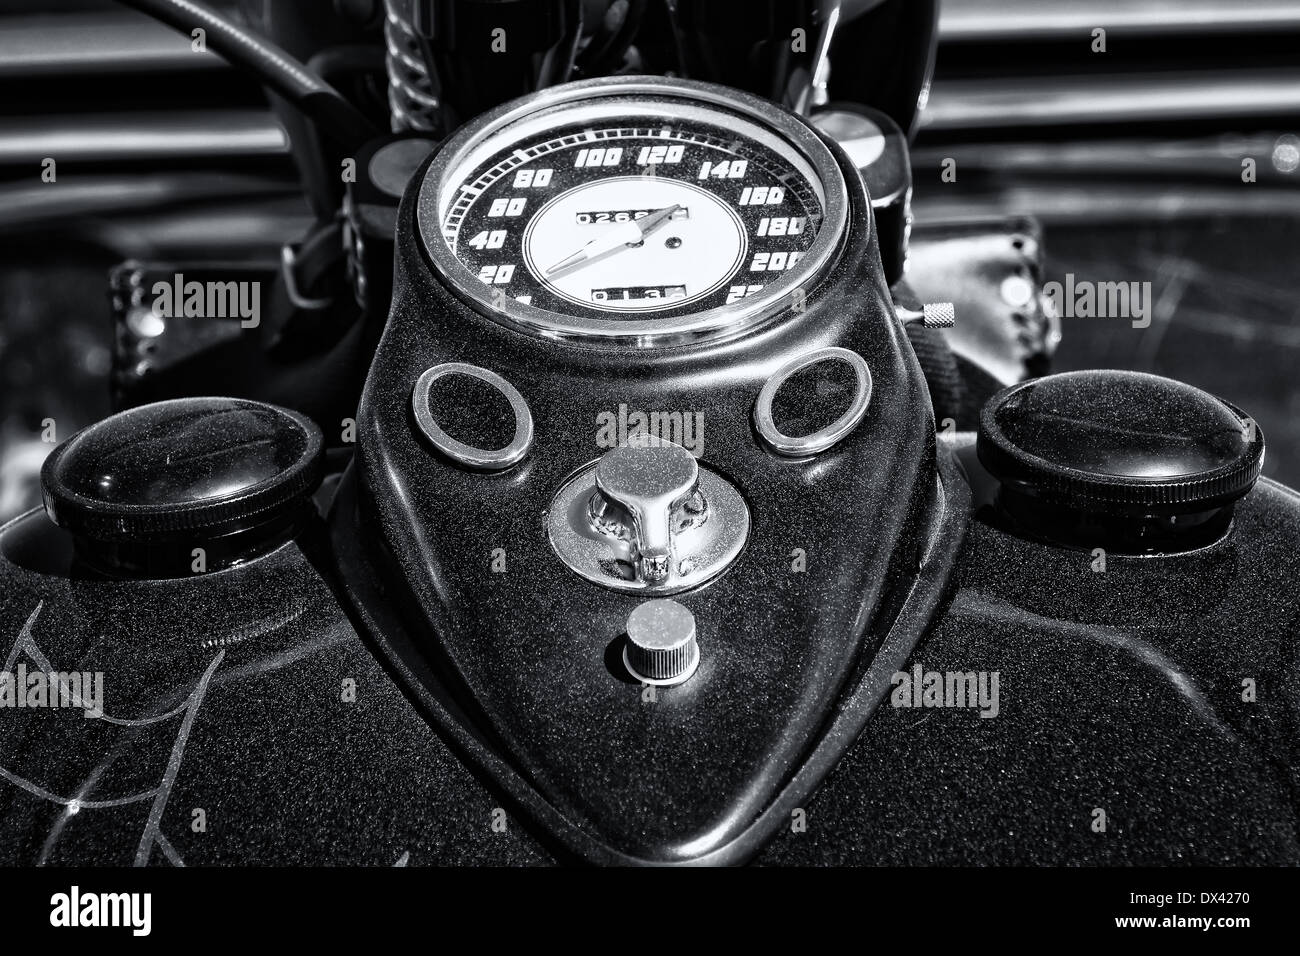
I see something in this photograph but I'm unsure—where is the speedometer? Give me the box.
[417,77,849,346]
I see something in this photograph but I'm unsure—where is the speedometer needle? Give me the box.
[544,203,682,276]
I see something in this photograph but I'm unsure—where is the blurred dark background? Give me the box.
[1,0,1298,521]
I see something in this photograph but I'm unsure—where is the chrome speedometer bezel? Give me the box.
[416,76,850,349]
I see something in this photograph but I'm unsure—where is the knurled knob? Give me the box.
[921,301,955,328]
[623,599,699,686]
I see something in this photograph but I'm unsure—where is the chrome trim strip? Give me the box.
[922,70,1300,131]
[0,112,288,164]
[939,0,1300,41]
[0,12,225,77]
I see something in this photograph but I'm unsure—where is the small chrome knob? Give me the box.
[594,437,698,583]
[921,302,956,329]
[623,599,699,685]
[896,302,956,329]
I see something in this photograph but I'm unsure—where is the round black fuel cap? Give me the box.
[978,370,1264,549]
[42,398,323,548]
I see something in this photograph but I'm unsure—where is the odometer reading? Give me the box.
[592,284,687,304]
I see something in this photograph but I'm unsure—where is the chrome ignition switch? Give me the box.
[592,439,699,583]
[547,437,748,594]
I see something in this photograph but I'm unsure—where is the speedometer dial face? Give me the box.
[418,78,849,346]
[446,120,819,317]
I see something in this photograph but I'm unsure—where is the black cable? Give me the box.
[114,0,380,151]
[582,0,647,76]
